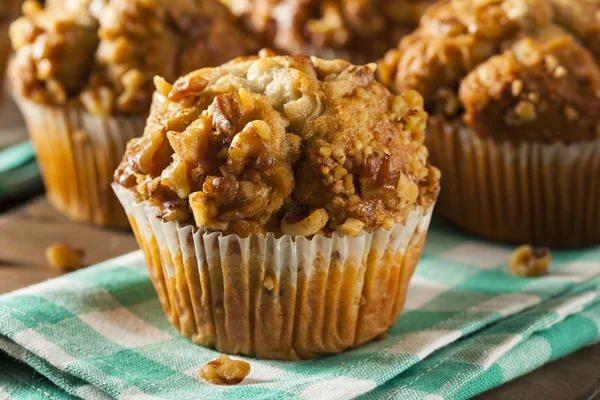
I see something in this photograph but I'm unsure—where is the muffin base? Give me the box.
[427,117,600,248]
[15,97,146,228]
[114,184,434,360]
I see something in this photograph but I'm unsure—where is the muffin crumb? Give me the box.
[263,276,275,291]
[511,80,523,97]
[509,245,550,277]
[45,243,85,271]
[199,354,250,385]
[564,106,579,121]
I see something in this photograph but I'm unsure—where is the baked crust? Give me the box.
[115,53,440,237]
[379,0,600,143]
[9,0,260,115]
[219,0,434,63]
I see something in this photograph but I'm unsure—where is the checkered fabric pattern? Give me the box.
[2,220,600,399]
[0,141,41,202]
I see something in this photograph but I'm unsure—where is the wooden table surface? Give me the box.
[1,197,599,399]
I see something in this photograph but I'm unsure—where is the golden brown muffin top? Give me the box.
[115,52,440,238]
[9,0,260,115]
[379,0,600,143]
[219,0,435,64]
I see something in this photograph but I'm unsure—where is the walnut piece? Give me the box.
[45,243,85,271]
[281,206,329,237]
[199,354,250,385]
[509,245,551,277]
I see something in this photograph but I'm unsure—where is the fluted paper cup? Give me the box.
[15,96,146,227]
[427,116,600,248]
[114,184,435,360]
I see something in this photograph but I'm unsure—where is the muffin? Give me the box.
[0,0,21,95]
[9,0,259,227]
[219,0,435,63]
[113,51,440,359]
[379,0,600,248]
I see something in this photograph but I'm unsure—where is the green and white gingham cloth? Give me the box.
[0,141,42,202]
[2,220,600,399]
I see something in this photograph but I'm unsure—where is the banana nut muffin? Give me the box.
[379,0,600,247]
[10,0,260,116]
[8,0,260,228]
[0,0,22,96]
[219,0,435,64]
[113,52,440,358]
[115,51,440,238]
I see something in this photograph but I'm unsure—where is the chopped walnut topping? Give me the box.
[509,245,551,277]
[379,0,600,143]
[511,79,523,96]
[281,208,329,237]
[506,101,537,125]
[220,0,434,64]
[199,354,250,385]
[553,66,567,78]
[9,0,259,115]
[116,54,439,237]
[45,243,85,271]
[336,218,365,237]
[564,106,579,121]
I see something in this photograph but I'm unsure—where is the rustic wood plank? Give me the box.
[0,196,598,399]
[0,196,138,294]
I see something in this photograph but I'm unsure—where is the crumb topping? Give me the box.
[115,53,440,237]
[9,0,260,115]
[220,0,435,64]
[379,0,600,143]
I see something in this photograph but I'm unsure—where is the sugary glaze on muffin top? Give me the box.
[379,0,600,143]
[219,0,435,64]
[115,52,440,237]
[9,0,259,115]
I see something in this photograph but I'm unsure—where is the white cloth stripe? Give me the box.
[13,329,77,369]
[79,308,172,348]
[299,377,376,400]
[441,242,513,269]
[389,330,462,358]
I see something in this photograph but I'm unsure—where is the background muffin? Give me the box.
[114,52,439,359]
[219,0,435,63]
[9,0,260,227]
[0,0,22,97]
[379,0,600,247]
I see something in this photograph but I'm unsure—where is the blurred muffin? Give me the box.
[9,0,259,227]
[219,0,435,63]
[0,0,22,96]
[379,0,600,247]
[113,51,440,359]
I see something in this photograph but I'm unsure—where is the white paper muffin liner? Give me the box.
[427,117,600,247]
[15,96,146,227]
[113,183,434,359]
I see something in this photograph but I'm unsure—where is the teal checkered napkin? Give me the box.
[2,221,600,399]
[0,141,42,202]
